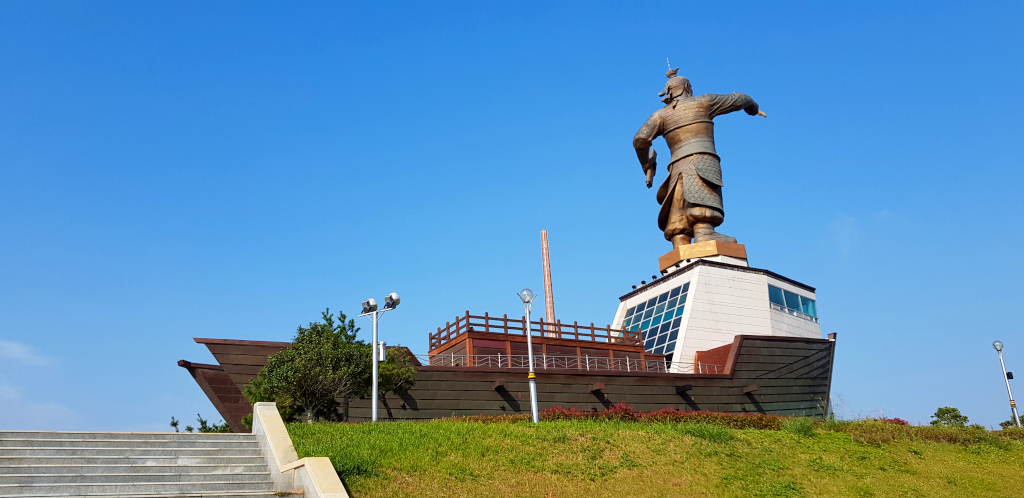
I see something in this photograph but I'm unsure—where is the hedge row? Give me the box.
[448,402,785,430]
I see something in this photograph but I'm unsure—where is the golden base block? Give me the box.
[659,241,747,271]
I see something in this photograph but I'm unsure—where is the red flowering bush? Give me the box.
[539,405,590,421]
[878,417,909,425]
[641,407,785,430]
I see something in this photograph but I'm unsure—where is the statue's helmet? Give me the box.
[659,68,692,104]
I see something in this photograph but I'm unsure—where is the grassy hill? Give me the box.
[288,417,1024,497]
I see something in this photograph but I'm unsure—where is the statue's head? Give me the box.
[659,68,692,104]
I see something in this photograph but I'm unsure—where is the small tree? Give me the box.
[169,414,230,433]
[929,406,969,427]
[243,377,301,422]
[336,341,372,421]
[194,413,232,433]
[376,347,417,420]
[244,308,370,422]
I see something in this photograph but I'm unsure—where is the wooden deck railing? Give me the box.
[429,311,641,351]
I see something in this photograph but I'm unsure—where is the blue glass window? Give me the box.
[783,290,801,310]
[620,282,691,356]
[768,285,818,320]
[768,286,785,307]
[803,299,817,318]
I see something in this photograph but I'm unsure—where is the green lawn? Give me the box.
[288,419,1024,497]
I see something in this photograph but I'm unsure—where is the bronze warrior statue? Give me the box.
[633,69,765,248]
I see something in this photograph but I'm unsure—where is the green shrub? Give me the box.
[843,419,903,444]
[782,417,816,437]
[821,417,850,433]
[997,428,1024,440]
[838,418,1016,447]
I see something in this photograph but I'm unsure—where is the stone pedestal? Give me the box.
[659,241,748,272]
[613,249,821,373]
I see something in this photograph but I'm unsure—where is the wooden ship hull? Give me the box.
[179,312,835,431]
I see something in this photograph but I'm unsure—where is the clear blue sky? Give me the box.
[2,1,1022,431]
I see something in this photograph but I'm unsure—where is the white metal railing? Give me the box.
[415,354,722,374]
[770,302,819,323]
[429,311,642,351]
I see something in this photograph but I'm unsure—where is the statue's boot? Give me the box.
[692,222,737,244]
[670,233,692,248]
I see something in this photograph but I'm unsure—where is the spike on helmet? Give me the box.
[659,67,692,104]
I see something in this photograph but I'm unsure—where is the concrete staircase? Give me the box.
[0,431,291,497]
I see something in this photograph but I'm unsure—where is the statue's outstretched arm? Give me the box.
[706,92,764,119]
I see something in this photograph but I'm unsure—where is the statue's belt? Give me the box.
[669,138,718,164]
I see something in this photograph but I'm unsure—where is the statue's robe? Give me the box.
[634,92,760,238]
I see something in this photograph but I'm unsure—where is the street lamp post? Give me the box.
[993,340,1022,428]
[361,292,401,422]
[518,288,540,423]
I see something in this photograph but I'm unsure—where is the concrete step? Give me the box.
[0,473,270,485]
[0,481,274,496]
[0,464,269,475]
[0,439,260,449]
[0,456,266,466]
[0,447,259,457]
[0,432,255,442]
[0,431,284,497]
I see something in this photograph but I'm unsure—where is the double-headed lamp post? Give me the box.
[993,340,1022,428]
[518,288,540,424]
[360,292,401,422]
